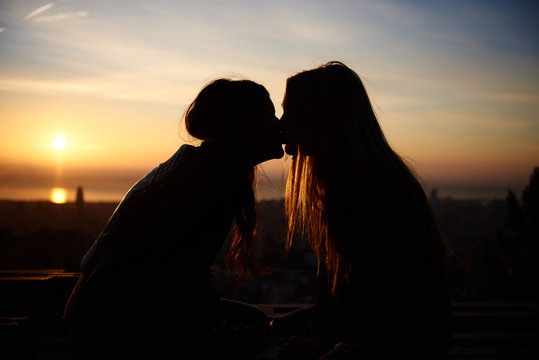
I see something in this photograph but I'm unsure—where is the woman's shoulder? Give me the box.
[144,144,211,189]
[157,144,199,174]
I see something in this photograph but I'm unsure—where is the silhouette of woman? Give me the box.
[278,62,452,359]
[64,78,283,358]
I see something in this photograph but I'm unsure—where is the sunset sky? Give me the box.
[1,0,538,201]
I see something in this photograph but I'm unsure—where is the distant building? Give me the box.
[76,186,84,210]
[430,188,440,204]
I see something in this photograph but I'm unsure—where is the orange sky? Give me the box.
[1,0,538,201]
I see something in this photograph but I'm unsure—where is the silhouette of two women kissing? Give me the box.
[65,62,451,359]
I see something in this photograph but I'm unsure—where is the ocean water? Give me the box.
[0,185,126,203]
[0,179,524,203]
[0,175,288,203]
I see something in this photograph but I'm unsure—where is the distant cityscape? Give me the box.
[0,167,537,304]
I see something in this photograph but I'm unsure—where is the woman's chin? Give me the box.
[284,144,298,156]
[252,147,285,166]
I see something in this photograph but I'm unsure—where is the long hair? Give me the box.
[185,78,269,275]
[285,62,448,297]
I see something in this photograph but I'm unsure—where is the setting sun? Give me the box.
[53,136,67,151]
[50,188,67,204]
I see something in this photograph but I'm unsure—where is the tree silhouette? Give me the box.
[505,167,539,300]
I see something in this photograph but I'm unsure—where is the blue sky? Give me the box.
[1,0,538,200]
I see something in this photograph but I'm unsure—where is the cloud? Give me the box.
[34,11,88,23]
[24,3,54,21]
[23,2,87,23]
[478,91,539,104]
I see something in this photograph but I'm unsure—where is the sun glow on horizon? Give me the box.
[53,136,67,151]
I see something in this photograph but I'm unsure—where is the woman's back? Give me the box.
[65,144,246,356]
